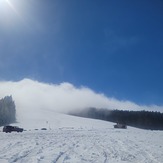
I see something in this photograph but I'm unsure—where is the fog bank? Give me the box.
[0,79,162,120]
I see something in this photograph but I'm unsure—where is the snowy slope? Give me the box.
[0,109,163,163]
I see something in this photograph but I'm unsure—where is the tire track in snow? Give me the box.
[0,129,162,163]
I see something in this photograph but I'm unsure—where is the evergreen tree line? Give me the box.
[70,108,163,130]
[0,96,16,126]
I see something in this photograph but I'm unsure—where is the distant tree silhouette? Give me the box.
[0,96,16,126]
[70,108,163,130]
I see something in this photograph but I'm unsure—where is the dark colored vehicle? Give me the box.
[114,123,127,129]
[3,126,23,133]
[41,128,47,130]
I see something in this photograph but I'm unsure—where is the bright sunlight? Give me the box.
[0,0,24,28]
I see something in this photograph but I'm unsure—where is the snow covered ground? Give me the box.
[0,111,163,163]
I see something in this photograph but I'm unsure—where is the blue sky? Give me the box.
[0,0,163,106]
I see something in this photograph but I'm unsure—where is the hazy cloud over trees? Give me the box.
[0,96,16,126]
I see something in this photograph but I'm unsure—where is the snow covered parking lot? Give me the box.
[0,127,163,163]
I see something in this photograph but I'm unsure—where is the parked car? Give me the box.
[3,126,23,133]
[41,128,47,130]
[114,123,127,129]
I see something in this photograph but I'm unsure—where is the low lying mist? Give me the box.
[0,78,162,121]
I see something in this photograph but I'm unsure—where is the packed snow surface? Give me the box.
[0,111,163,163]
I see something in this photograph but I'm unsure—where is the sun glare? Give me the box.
[5,0,19,16]
[0,0,19,16]
[0,0,26,28]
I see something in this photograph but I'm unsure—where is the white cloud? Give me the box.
[0,78,162,120]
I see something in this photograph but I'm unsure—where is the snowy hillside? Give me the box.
[0,109,163,163]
